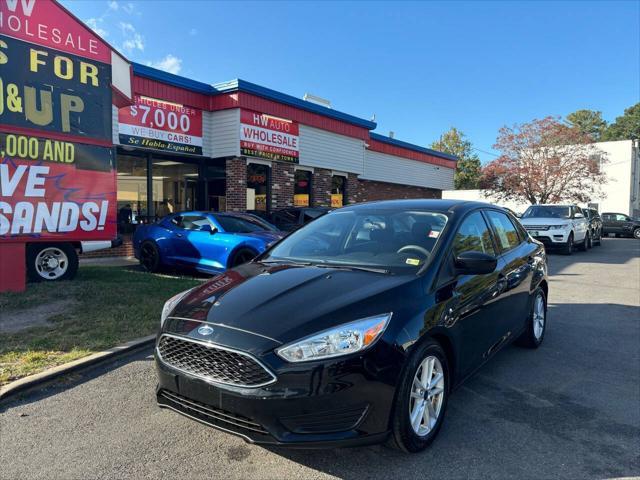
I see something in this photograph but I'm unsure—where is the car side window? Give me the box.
[180,215,212,231]
[452,212,496,257]
[615,214,629,222]
[485,210,521,252]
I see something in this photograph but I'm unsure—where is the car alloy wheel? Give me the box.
[35,247,68,280]
[532,293,545,340]
[634,228,640,240]
[140,242,161,272]
[409,355,445,436]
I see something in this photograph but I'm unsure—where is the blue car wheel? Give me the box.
[230,248,258,268]
[140,241,162,272]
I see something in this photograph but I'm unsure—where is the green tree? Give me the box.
[603,103,640,141]
[566,109,608,141]
[431,127,481,189]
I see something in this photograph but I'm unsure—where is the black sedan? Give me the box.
[154,200,548,452]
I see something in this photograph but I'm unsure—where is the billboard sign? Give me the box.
[240,109,299,163]
[0,132,116,240]
[118,96,203,155]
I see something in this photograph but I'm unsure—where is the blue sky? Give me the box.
[63,0,639,162]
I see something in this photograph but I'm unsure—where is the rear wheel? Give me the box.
[516,287,547,348]
[593,229,602,246]
[140,241,162,272]
[389,339,449,453]
[27,243,78,282]
[580,232,591,251]
[230,248,258,268]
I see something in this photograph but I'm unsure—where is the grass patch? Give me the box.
[0,266,201,385]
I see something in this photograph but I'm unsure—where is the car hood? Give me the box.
[167,262,418,347]
[520,217,572,226]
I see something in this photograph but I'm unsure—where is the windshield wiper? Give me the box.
[258,259,313,266]
[314,264,390,274]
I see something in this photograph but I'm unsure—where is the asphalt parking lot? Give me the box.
[1,238,639,480]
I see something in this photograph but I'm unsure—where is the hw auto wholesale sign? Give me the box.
[240,109,299,163]
[118,96,203,155]
[0,0,117,241]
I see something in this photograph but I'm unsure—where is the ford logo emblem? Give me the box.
[197,325,214,336]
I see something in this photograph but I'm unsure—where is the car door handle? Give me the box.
[175,233,184,238]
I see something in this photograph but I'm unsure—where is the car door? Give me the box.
[435,210,507,377]
[572,206,588,241]
[171,214,226,270]
[484,209,536,336]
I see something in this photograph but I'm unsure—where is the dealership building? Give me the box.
[110,64,457,250]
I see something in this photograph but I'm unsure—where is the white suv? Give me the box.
[519,204,590,254]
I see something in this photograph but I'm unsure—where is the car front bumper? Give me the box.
[526,229,570,247]
[154,337,401,448]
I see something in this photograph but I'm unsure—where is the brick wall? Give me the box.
[351,178,441,203]
[312,168,333,207]
[271,162,295,209]
[225,157,247,211]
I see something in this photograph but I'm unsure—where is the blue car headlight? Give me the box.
[276,313,392,362]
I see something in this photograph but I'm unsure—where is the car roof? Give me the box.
[338,199,501,214]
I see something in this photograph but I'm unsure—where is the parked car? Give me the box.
[519,204,590,254]
[583,208,603,246]
[155,200,548,452]
[602,212,640,239]
[133,211,285,274]
[267,207,331,232]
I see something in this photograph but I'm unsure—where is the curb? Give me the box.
[0,335,156,403]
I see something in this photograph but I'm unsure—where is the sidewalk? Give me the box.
[79,257,138,267]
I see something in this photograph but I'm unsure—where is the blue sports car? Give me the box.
[133,211,285,274]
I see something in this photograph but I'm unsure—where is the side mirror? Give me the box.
[200,224,217,235]
[455,251,497,275]
[574,213,584,219]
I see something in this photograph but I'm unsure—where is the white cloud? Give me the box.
[189,28,198,36]
[122,2,135,14]
[118,22,144,52]
[147,55,182,75]
[86,18,108,38]
[108,1,119,11]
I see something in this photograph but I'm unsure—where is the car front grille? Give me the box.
[157,334,276,388]
[157,389,269,435]
[524,225,550,231]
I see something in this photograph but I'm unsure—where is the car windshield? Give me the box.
[262,208,448,272]
[214,215,271,233]
[522,206,571,219]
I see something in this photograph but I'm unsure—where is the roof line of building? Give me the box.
[369,133,458,162]
[131,63,455,162]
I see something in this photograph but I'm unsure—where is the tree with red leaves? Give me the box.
[481,116,608,204]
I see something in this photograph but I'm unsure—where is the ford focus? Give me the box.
[154,199,548,452]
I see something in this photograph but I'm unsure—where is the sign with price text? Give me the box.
[118,96,203,155]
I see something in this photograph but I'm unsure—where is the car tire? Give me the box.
[593,230,602,246]
[633,228,640,240]
[26,243,79,282]
[562,233,574,255]
[579,232,590,251]
[229,248,258,268]
[516,287,547,349]
[139,241,162,272]
[388,339,449,453]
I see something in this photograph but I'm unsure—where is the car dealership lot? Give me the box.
[1,239,639,480]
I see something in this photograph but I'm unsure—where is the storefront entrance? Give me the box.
[116,149,226,235]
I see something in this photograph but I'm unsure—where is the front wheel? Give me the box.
[389,339,449,453]
[562,233,574,255]
[633,228,640,240]
[516,287,547,348]
[26,243,79,282]
[139,241,162,272]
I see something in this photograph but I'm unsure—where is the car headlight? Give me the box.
[160,288,195,328]
[276,313,392,363]
[549,224,570,230]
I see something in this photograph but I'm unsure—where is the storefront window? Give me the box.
[151,158,199,218]
[247,163,270,212]
[116,154,148,233]
[331,175,347,208]
[294,170,312,207]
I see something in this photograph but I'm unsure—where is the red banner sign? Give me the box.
[0,0,111,63]
[0,132,116,240]
[118,96,203,155]
[240,109,299,163]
